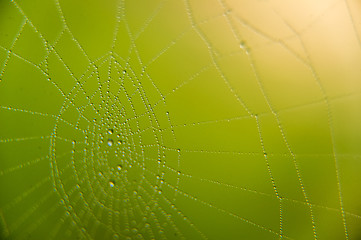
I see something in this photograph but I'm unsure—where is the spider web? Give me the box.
[0,0,361,239]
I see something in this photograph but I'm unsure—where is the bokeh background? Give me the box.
[0,0,361,239]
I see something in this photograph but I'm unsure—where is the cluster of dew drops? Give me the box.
[106,128,123,188]
[107,128,123,147]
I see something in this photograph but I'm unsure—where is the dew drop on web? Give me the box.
[240,41,246,49]
[109,180,115,187]
[107,139,113,146]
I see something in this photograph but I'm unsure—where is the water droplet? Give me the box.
[113,234,120,240]
[98,171,103,177]
[109,180,115,187]
[123,70,126,74]
[240,41,246,49]
[108,129,113,134]
[117,140,122,145]
[131,228,138,233]
[117,165,122,170]
[264,153,267,157]
[107,139,113,146]
[156,175,160,180]
[177,171,181,176]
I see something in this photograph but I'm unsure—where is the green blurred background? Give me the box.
[0,0,361,239]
